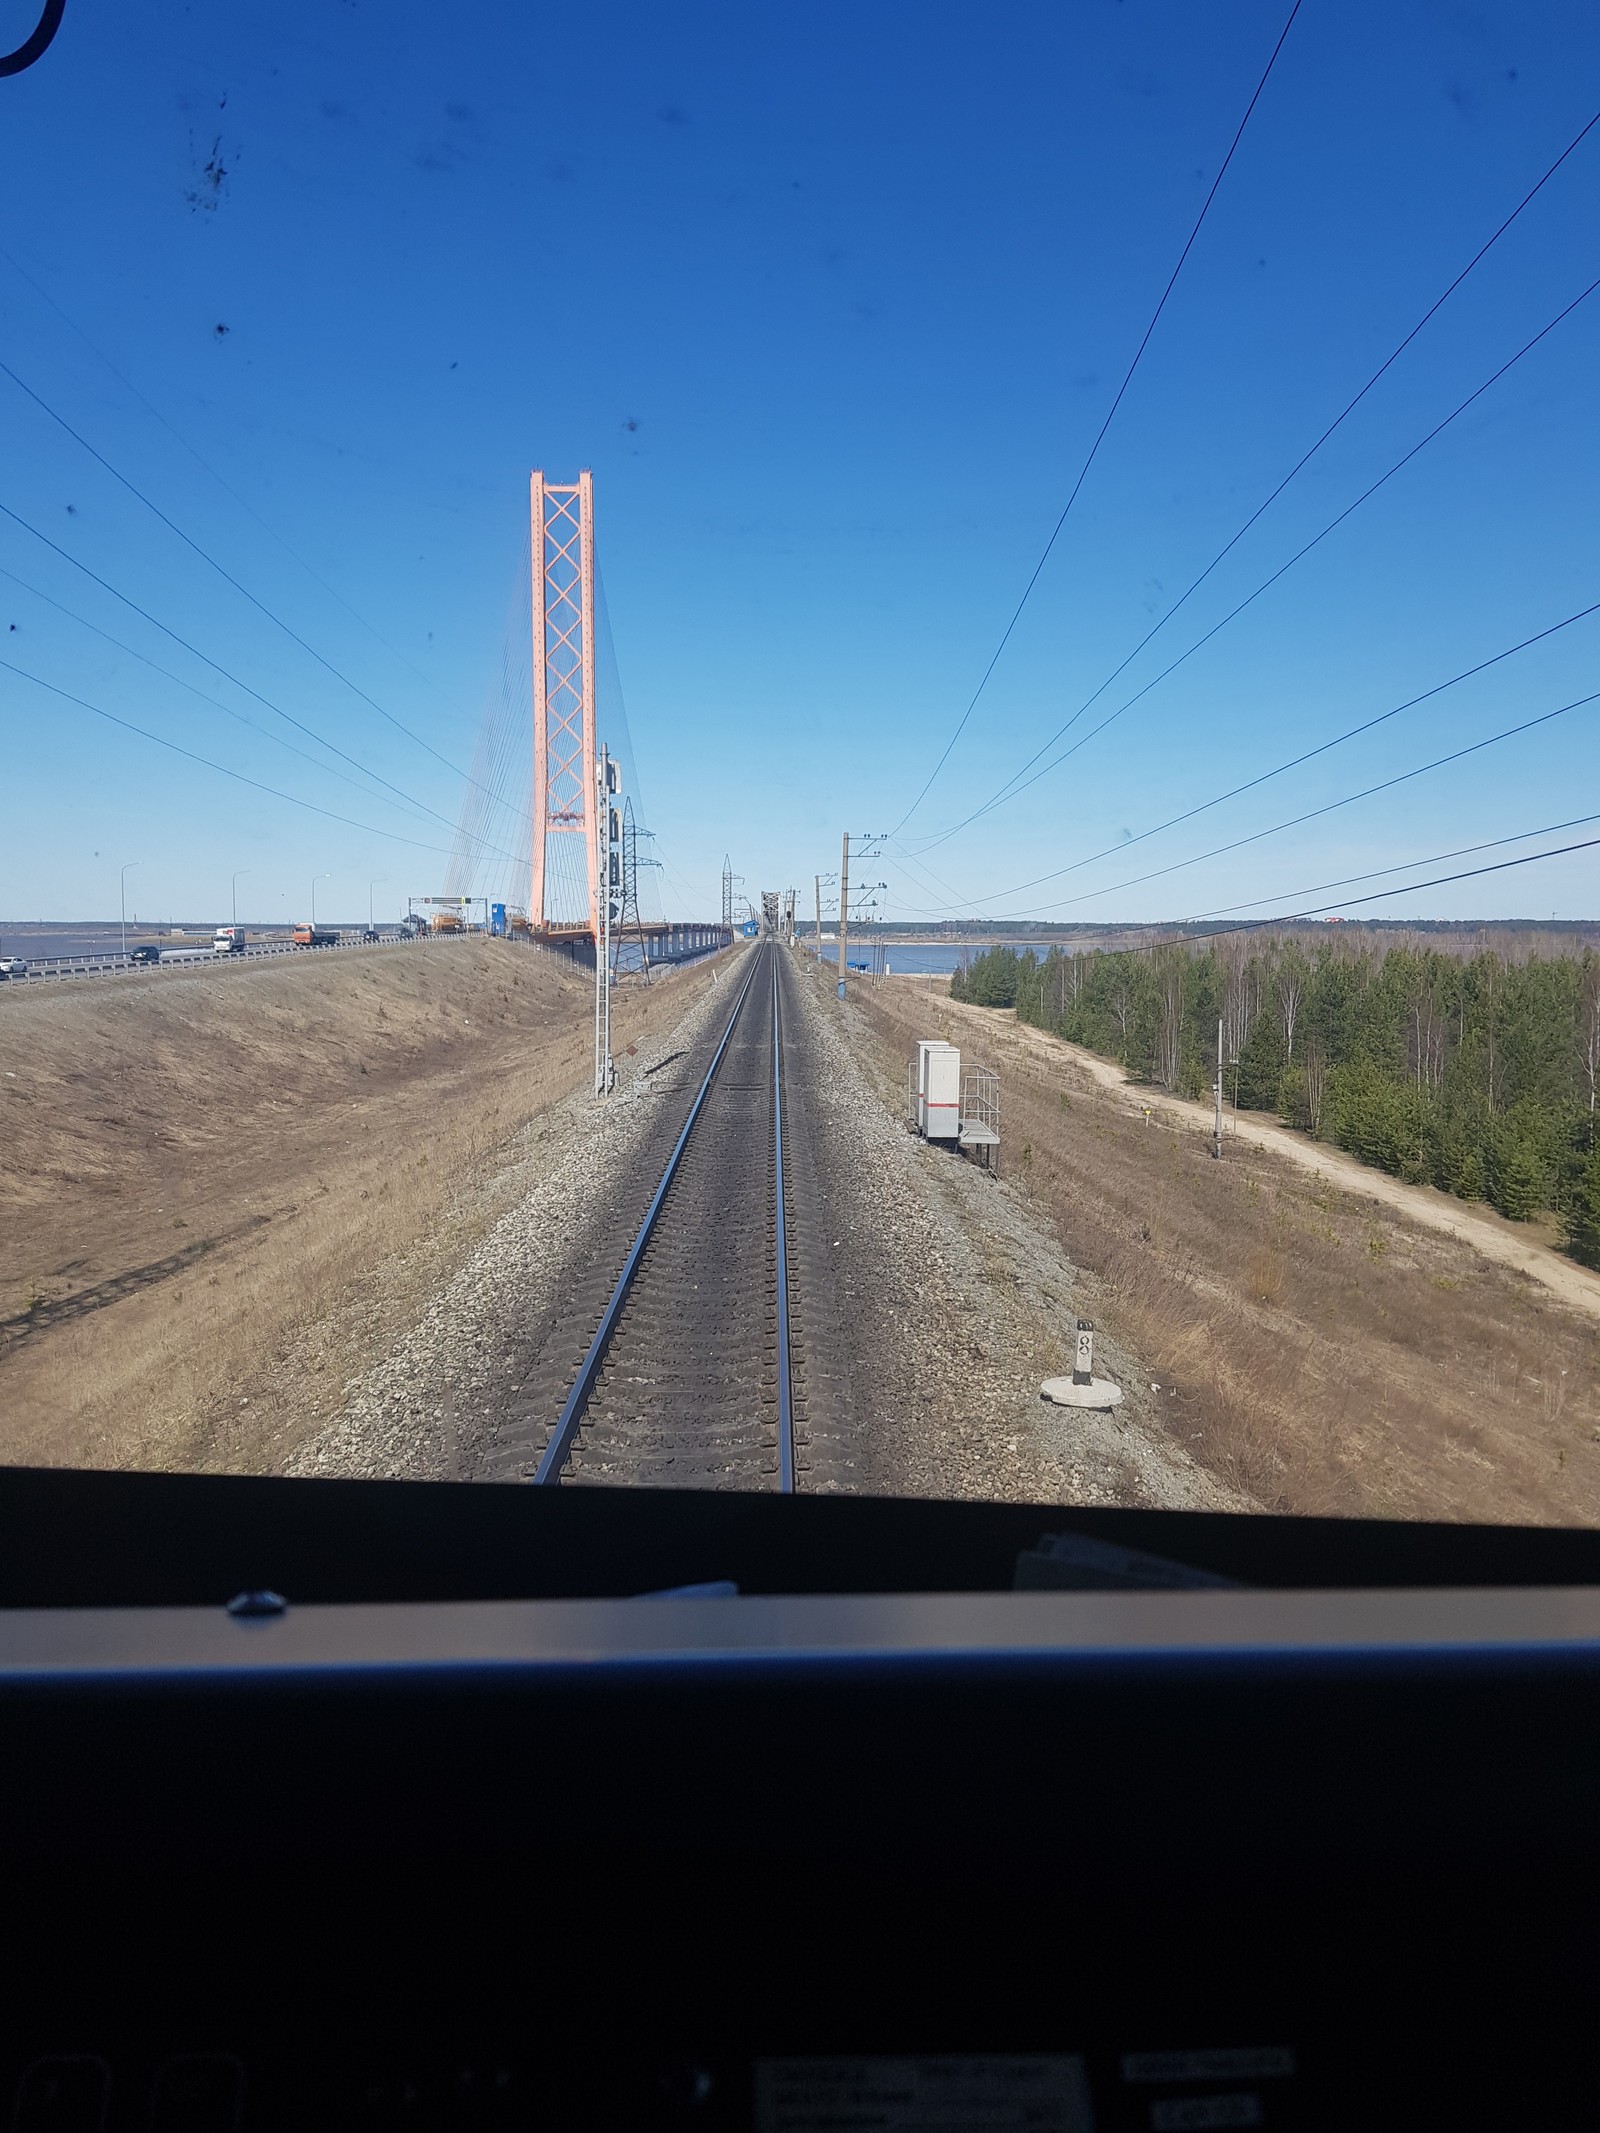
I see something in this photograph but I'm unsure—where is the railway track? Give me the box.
[496,941,812,1491]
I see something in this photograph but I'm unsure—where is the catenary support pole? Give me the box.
[838,833,850,1001]
[1213,1015,1224,1160]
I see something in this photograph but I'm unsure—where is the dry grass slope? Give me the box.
[0,942,720,1472]
[853,977,1600,1526]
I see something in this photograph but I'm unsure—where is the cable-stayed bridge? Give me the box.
[444,470,729,972]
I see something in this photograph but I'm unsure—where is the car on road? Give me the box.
[0,956,27,979]
[360,926,381,943]
[126,945,160,965]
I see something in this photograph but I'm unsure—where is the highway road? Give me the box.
[0,932,435,987]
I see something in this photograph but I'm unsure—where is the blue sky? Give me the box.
[1,0,1597,925]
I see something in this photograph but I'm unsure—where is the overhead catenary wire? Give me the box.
[889,0,1305,837]
[912,264,1600,853]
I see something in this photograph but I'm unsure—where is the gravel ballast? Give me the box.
[290,947,1243,1509]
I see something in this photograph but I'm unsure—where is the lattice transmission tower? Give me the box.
[721,857,734,934]
[612,796,653,985]
[529,470,599,941]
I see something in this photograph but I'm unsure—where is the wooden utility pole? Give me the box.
[837,833,850,1000]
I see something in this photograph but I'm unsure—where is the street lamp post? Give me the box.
[311,873,330,927]
[368,878,386,929]
[231,869,251,926]
[120,861,139,961]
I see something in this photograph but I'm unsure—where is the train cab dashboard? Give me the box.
[3,1464,1600,2131]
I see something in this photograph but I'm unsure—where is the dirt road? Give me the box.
[929,990,1600,1325]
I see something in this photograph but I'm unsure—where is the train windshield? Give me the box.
[3,0,1599,1539]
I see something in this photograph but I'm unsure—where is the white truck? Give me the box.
[212,927,247,955]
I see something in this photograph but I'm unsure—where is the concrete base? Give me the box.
[1040,1376,1124,1411]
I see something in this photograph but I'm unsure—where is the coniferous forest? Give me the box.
[949,930,1600,1265]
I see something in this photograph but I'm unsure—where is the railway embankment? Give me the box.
[293,944,1234,1509]
[0,939,723,1473]
[852,974,1600,1525]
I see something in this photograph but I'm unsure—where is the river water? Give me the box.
[815,940,1060,976]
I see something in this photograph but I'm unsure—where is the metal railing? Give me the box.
[0,930,552,990]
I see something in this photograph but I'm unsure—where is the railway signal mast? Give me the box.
[595,747,620,1095]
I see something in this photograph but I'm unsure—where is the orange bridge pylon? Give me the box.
[529,469,599,941]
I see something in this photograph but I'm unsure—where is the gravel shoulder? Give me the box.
[780,954,1246,1509]
[285,963,746,1480]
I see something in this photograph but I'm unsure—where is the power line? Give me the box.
[1115,834,1600,954]
[889,0,1305,836]
[914,262,1600,851]
[2,656,467,858]
[0,498,522,864]
[1185,809,1600,921]
[1021,684,1600,917]
[0,242,483,734]
[905,593,1600,915]
[0,559,481,839]
[0,351,498,799]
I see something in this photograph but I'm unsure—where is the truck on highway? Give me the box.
[213,927,247,954]
[292,924,340,948]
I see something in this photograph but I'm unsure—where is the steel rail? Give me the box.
[772,955,795,1492]
[532,947,769,1486]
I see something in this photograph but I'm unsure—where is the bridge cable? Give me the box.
[887,0,1305,838]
